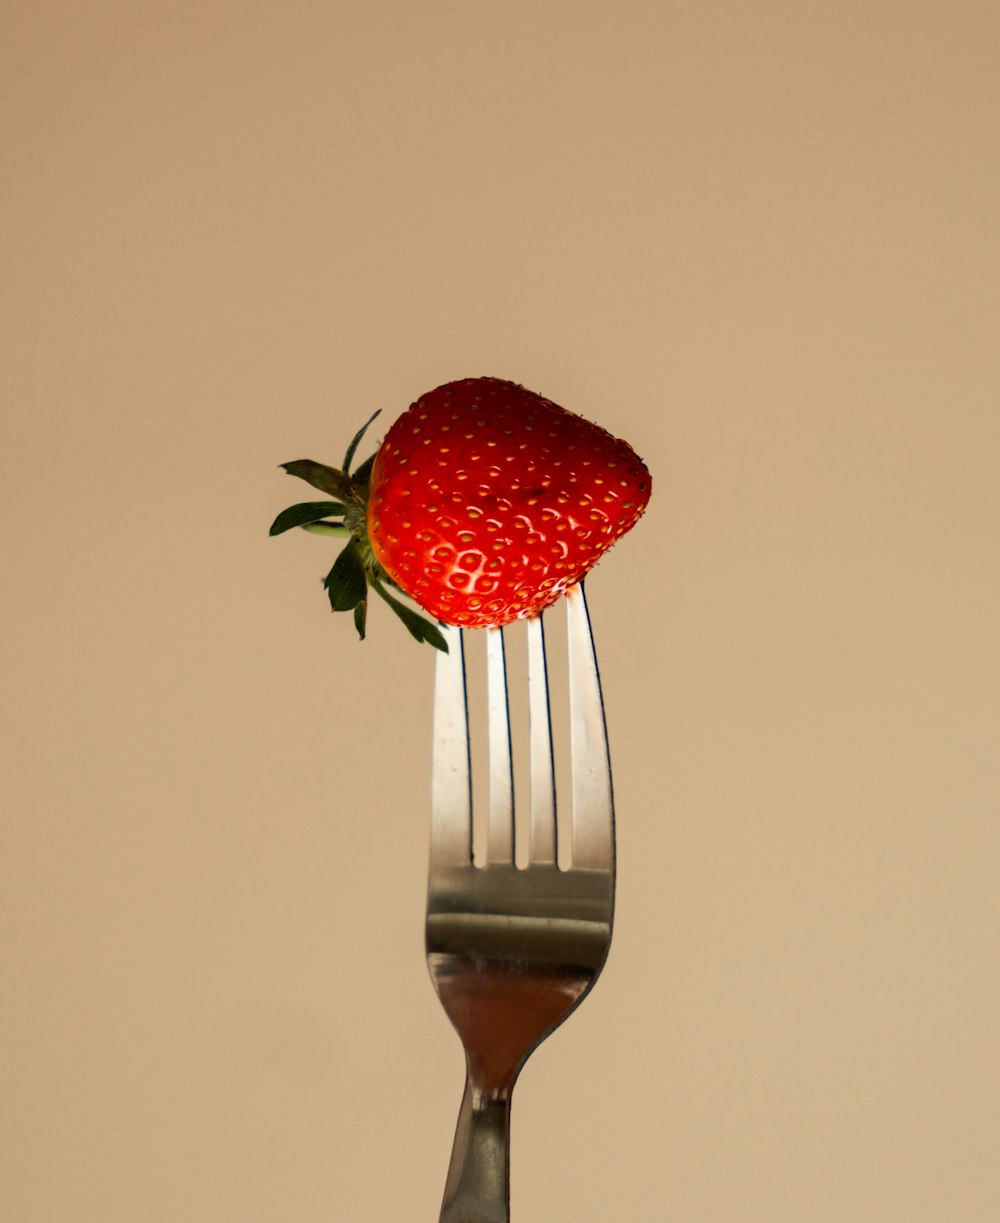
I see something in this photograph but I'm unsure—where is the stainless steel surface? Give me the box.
[427,583,615,1223]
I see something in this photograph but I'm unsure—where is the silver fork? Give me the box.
[426,583,616,1223]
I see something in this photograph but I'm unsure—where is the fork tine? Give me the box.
[485,626,515,865]
[566,583,615,870]
[430,623,473,868]
[526,613,557,865]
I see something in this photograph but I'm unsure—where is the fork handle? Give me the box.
[439,1074,512,1223]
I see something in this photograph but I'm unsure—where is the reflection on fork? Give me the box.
[426,583,615,1223]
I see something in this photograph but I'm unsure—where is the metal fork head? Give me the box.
[426,584,615,1221]
[428,581,616,877]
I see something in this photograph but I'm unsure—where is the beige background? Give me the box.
[3,2,998,1219]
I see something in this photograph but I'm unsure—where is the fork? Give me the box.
[426,582,616,1223]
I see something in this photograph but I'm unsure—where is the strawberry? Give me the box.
[271,377,651,648]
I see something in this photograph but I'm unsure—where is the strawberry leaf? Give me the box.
[351,451,377,486]
[280,459,353,500]
[301,521,350,537]
[353,599,368,641]
[269,500,347,536]
[343,410,381,475]
[371,579,448,652]
[324,542,367,611]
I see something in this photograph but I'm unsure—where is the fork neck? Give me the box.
[439,1072,512,1223]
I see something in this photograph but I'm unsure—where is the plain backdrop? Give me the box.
[2,2,998,1220]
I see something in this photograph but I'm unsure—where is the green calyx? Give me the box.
[270,410,448,652]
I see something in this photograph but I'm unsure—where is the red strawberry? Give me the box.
[368,377,650,626]
[272,377,651,648]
